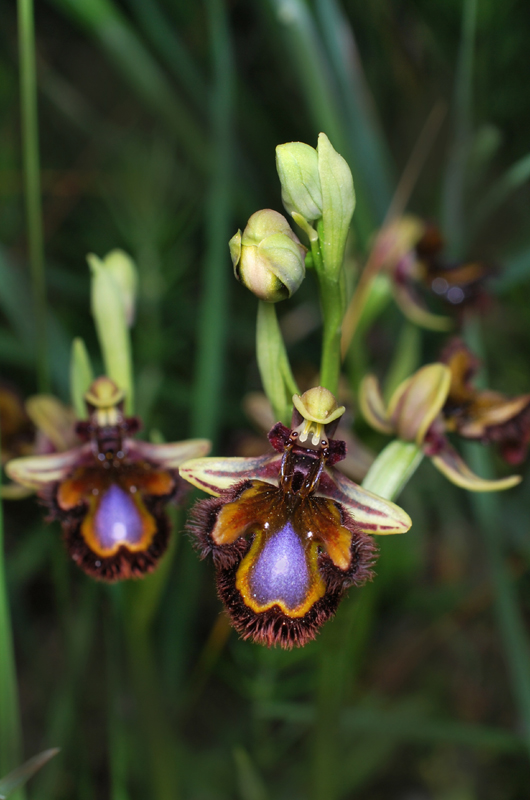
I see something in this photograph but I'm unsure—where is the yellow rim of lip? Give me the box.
[80,491,157,558]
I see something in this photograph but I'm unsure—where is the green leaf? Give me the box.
[0,749,59,799]
[256,301,299,424]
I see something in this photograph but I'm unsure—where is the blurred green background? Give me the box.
[2,0,530,797]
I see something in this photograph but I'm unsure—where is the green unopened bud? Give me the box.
[87,252,133,413]
[230,209,306,303]
[276,142,323,223]
[276,134,355,280]
[102,249,138,327]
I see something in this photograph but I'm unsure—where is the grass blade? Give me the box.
[48,0,210,171]
[190,0,234,444]
[18,0,49,392]
[0,750,59,799]
[441,0,477,256]
[0,421,25,800]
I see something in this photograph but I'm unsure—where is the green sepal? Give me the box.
[362,440,424,502]
[317,132,355,281]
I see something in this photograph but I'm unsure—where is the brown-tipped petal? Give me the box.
[358,375,394,435]
[128,438,211,470]
[5,445,90,490]
[317,469,412,535]
[393,281,453,332]
[458,393,530,438]
[430,440,521,492]
[25,395,78,452]
[179,454,282,497]
[389,364,451,445]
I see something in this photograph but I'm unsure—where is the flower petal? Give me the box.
[179,454,281,496]
[5,446,90,490]
[127,438,211,469]
[393,281,453,331]
[25,394,78,452]
[358,375,394,435]
[430,440,521,492]
[458,393,530,438]
[388,363,451,445]
[317,469,412,535]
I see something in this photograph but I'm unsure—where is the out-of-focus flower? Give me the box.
[182,387,411,649]
[0,386,35,465]
[440,338,530,464]
[6,377,210,581]
[276,133,355,280]
[360,363,522,491]
[229,209,306,302]
[1,389,79,499]
[376,217,494,330]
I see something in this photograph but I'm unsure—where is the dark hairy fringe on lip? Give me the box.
[216,566,344,648]
[186,477,378,647]
[186,480,253,569]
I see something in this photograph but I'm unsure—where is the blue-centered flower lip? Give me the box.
[6,377,210,581]
[183,416,411,649]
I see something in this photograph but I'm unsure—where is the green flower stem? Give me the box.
[0,418,25,800]
[18,0,49,393]
[312,439,422,800]
[316,273,345,397]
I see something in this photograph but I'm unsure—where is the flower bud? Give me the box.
[230,209,306,303]
[276,134,355,280]
[275,142,323,223]
[102,249,138,327]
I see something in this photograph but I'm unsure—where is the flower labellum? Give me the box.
[6,377,210,581]
[183,387,411,648]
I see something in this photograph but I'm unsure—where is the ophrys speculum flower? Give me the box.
[183,388,411,648]
[6,377,210,581]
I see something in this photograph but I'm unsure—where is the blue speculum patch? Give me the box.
[248,522,309,610]
[94,484,144,549]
